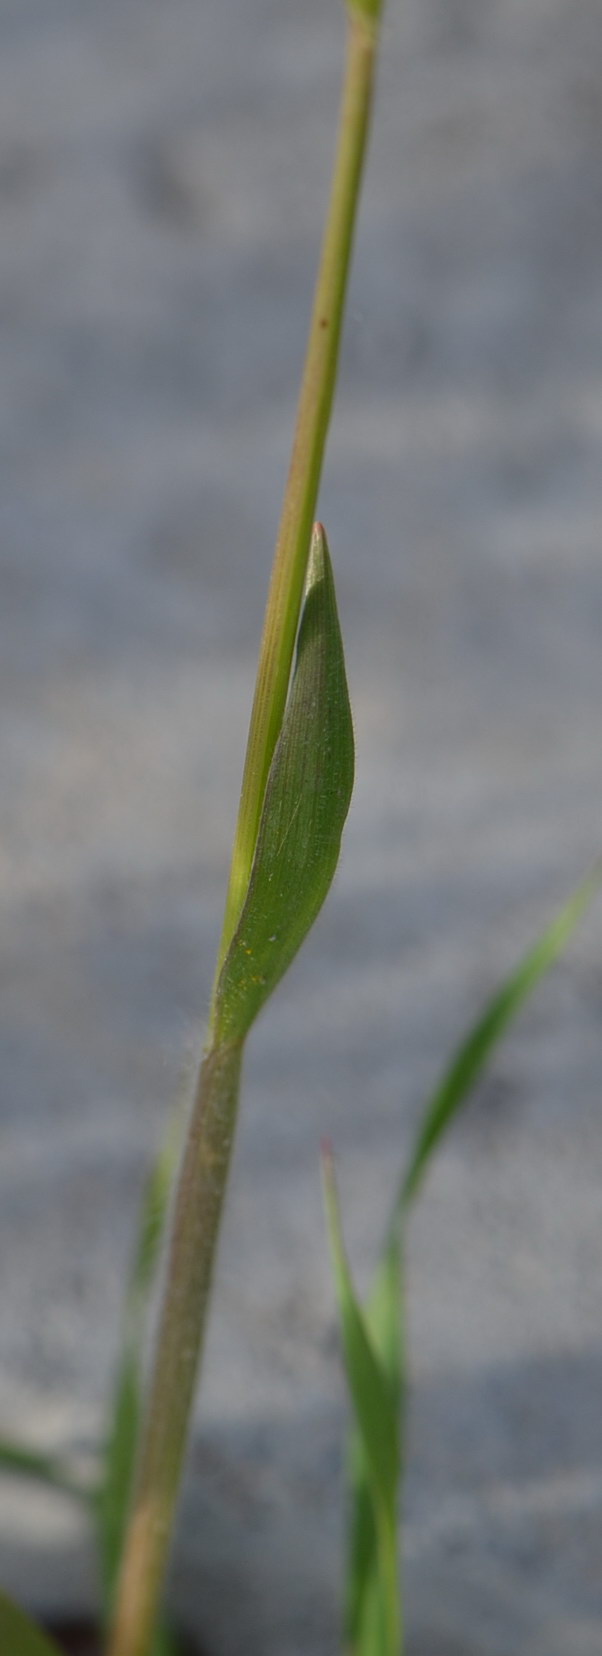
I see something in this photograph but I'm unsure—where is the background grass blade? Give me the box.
[340,867,600,1654]
[343,1230,404,1656]
[322,1147,401,1656]
[400,866,601,1212]
[216,526,354,1044]
[96,1113,183,1621]
[0,1590,64,1656]
[0,1438,94,1506]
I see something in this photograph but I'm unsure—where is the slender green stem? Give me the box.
[106,8,383,1653]
[214,7,379,982]
[106,1040,243,1656]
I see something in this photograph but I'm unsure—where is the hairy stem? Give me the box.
[106,1041,242,1656]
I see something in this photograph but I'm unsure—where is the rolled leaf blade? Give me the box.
[216,525,354,1043]
[0,1591,64,1656]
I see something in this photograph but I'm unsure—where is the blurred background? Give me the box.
[1,0,602,1651]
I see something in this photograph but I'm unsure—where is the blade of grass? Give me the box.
[343,865,601,1652]
[96,1112,184,1622]
[0,1438,94,1506]
[400,864,602,1213]
[0,1590,64,1656]
[149,1627,177,1656]
[343,1231,405,1655]
[322,1146,402,1656]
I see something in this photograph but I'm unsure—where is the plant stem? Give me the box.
[106,1040,243,1656]
[107,8,382,1653]
[215,5,379,977]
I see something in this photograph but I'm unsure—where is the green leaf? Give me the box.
[0,1590,63,1656]
[96,1113,183,1621]
[216,525,354,1043]
[344,1230,405,1656]
[150,1625,178,1656]
[322,1147,401,1656]
[0,1438,93,1506]
[400,866,601,1211]
[341,865,601,1653]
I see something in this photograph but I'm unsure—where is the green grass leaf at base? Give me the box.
[336,866,601,1656]
[322,1148,402,1656]
[96,1113,183,1625]
[343,1229,404,1656]
[0,1590,64,1656]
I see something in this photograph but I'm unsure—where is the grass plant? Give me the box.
[0,0,599,1653]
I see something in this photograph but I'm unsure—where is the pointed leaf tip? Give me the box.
[215,526,354,1042]
[399,865,602,1212]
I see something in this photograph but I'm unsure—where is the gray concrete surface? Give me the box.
[1,0,602,1650]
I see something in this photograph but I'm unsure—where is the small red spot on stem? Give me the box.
[319,316,329,328]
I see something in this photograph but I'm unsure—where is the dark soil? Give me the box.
[45,1621,100,1656]
[45,1618,202,1656]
